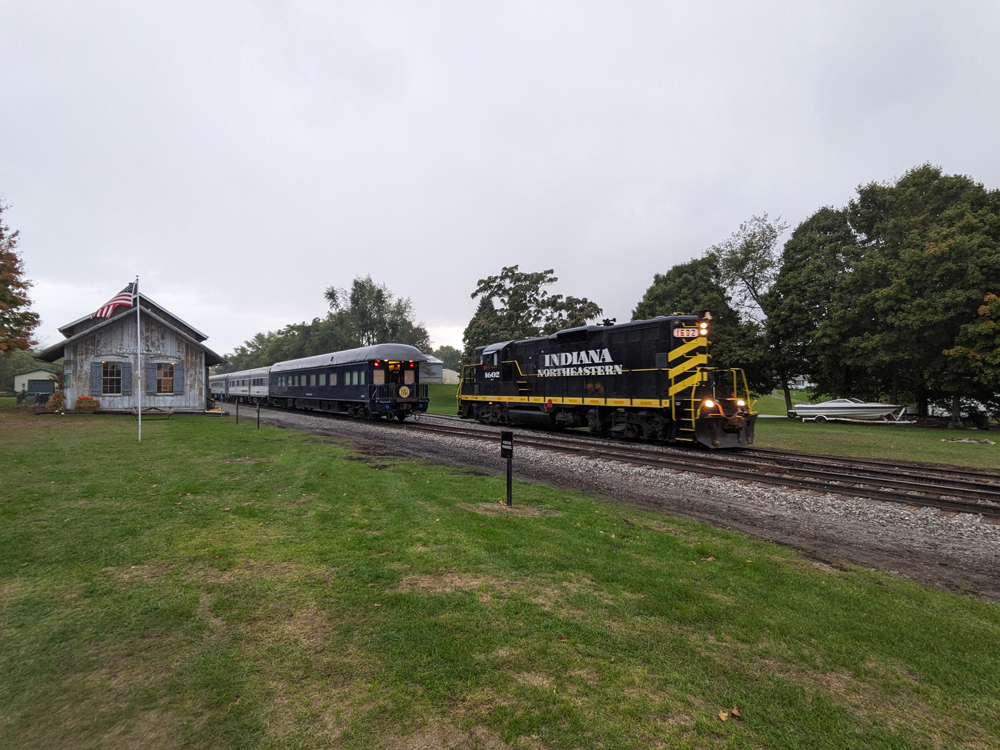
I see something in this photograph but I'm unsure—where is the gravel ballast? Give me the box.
[234,405,1000,603]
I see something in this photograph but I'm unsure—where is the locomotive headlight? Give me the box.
[703,399,715,409]
[699,322,708,329]
[736,399,746,407]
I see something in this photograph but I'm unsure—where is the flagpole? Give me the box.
[136,276,142,442]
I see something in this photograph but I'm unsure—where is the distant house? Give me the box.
[36,293,225,413]
[13,368,60,394]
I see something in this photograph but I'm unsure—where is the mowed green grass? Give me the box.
[425,383,459,415]
[753,415,999,469]
[2,407,999,748]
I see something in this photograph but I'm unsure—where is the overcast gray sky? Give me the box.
[3,1,998,356]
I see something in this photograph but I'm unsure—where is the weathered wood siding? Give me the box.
[62,314,208,413]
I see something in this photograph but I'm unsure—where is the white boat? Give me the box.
[793,398,900,423]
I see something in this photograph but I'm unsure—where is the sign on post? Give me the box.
[500,431,513,506]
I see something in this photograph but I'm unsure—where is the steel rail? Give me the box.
[399,419,1000,518]
[739,447,1000,485]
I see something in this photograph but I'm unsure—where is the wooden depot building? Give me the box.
[37,293,226,413]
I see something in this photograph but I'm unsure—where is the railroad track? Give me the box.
[400,417,1000,518]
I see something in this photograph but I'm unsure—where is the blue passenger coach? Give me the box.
[210,343,430,421]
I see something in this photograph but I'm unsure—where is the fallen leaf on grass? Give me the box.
[718,711,729,721]
[374,603,381,607]
[557,635,568,641]
[227,695,241,713]
[701,557,715,561]
[731,706,742,719]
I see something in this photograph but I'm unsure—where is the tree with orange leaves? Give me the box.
[0,203,40,355]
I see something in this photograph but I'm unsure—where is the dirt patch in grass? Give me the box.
[100,708,184,750]
[458,502,561,518]
[395,573,493,594]
[106,563,173,589]
[514,672,553,688]
[386,723,512,750]
[197,591,226,639]
[184,559,315,585]
[279,603,329,651]
[219,456,273,464]
[343,455,396,470]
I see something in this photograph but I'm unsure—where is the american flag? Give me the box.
[92,282,137,318]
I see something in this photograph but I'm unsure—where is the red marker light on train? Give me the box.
[374,360,380,366]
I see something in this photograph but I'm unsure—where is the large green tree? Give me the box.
[0,204,40,355]
[768,165,1000,418]
[325,276,430,351]
[632,255,773,394]
[462,266,602,358]
[219,276,430,373]
[431,345,462,372]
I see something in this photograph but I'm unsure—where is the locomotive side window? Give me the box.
[360,371,366,385]
[404,369,414,385]
[373,369,385,385]
[310,374,316,386]
[330,372,337,386]
[319,373,326,386]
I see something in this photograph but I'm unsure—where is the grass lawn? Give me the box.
[425,383,459,415]
[2,406,999,748]
[753,416,998,469]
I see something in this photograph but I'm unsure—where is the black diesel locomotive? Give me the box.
[458,313,756,449]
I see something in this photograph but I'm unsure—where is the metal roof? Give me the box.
[269,344,428,373]
[37,307,226,366]
[58,292,209,341]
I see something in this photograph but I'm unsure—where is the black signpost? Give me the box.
[500,431,513,506]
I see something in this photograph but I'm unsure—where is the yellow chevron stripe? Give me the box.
[667,354,708,379]
[668,337,705,362]
[668,372,703,396]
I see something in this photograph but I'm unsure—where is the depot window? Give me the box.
[102,362,122,395]
[156,363,174,394]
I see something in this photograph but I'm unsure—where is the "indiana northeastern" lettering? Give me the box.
[538,349,622,378]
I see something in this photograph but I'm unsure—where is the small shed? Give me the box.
[14,368,59,394]
[37,292,225,413]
